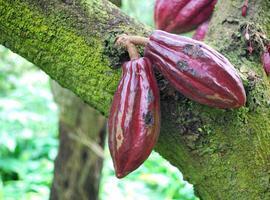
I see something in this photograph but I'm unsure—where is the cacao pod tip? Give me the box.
[116,173,125,179]
[115,168,130,179]
[192,20,210,41]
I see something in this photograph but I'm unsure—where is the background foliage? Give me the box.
[0,47,58,200]
[0,0,198,199]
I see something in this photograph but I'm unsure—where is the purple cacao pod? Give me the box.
[261,51,270,76]
[154,0,217,34]
[192,19,210,41]
[242,0,249,17]
[108,57,160,178]
[144,30,246,109]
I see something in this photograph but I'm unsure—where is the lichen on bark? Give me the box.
[0,0,150,115]
[0,0,270,199]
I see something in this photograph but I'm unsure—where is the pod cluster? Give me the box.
[108,1,247,178]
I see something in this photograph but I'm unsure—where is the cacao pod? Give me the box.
[108,57,160,178]
[242,0,249,17]
[192,19,210,41]
[154,0,217,34]
[242,5,247,17]
[144,30,246,109]
[261,50,270,76]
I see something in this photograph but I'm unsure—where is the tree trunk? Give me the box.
[0,0,270,199]
[50,81,106,200]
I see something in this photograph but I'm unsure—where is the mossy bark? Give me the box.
[0,0,270,199]
[110,0,121,7]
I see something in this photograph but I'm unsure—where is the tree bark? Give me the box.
[110,0,121,7]
[0,0,270,199]
[50,81,106,200]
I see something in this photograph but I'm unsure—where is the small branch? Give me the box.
[68,129,105,159]
[116,34,141,60]
[127,35,149,46]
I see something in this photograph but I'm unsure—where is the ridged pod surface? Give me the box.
[154,0,217,33]
[144,30,246,109]
[242,0,249,17]
[261,51,270,76]
[192,19,210,41]
[108,57,160,178]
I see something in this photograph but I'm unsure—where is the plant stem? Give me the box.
[116,35,140,60]
[126,36,149,46]
[126,42,140,60]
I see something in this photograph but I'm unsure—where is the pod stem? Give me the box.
[126,35,149,46]
[116,35,140,60]
[126,42,140,60]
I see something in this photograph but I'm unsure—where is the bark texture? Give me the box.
[50,81,106,200]
[0,0,270,199]
[110,0,121,7]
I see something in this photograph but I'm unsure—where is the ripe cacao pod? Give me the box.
[242,0,249,17]
[261,50,270,76]
[108,57,160,178]
[154,0,217,34]
[144,30,246,108]
[192,19,210,41]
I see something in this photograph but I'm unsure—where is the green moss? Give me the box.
[0,0,122,114]
[154,1,270,199]
[1,0,270,199]
[0,0,151,115]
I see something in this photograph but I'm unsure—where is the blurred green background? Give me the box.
[0,0,198,199]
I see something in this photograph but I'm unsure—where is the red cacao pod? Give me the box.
[242,5,247,17]
[192,19,210,41]
[144,30,246,109]
[154,0,217,34]
[242,0,249,17]
[108,57,160,178]
[261,51,270,76]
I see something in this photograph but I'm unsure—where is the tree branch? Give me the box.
[0,0,151,115]
[110,0,121,7]
[1,0,270,199]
